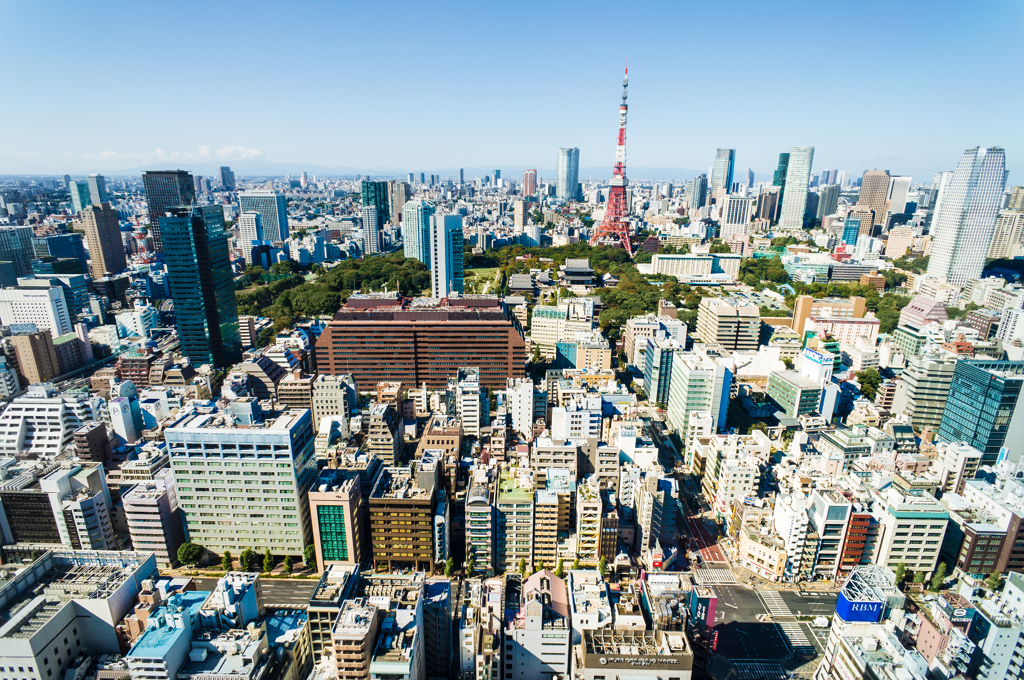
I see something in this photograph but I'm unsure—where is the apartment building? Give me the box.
[368,452,441,571]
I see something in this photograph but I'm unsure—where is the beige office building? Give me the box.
[696,297,759,351]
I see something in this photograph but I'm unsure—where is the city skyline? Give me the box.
[1,1,1020,182]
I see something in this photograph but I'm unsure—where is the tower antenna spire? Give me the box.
[589,65,634,256]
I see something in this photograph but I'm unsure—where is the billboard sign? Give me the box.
[689,589,717,629]
[835,592,883,623]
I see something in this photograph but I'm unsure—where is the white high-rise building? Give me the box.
[238,210,263,244]
[430,213,464,298]
[448,367,483,436]
[166,403,318,556]
[556,147,580,202]
[721,195,753,237]
[238,189,289,242]
[665,351,731,453]
[927,147,1008,286]
[0,287,72,336]
[778,146,814,230]
[402,199,434,265]
[506,377,537,441]
[40,463,117,550]
[885,175,913,216]
[361,204,380,254]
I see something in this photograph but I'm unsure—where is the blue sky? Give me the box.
[2,0,1021,183]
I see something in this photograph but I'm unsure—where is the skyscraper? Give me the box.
[459,168,464,186]
[143,170,196,252]
[817,184,840,220]
[556,147,580,202]
[360,180,390,231]
[857,170,890,227]
[402,199,434,266]
[237,211,263,245]
[361,205,380,255]
[927,147,1007,286]
[160,205,241,368]
[238,189,289,242]
[86,174,108,206]
[430,214,464,299]
[79,203,126,279]
[710,149,735,195]
[746,168,755,189]
[70,182,91,214]
[886,176,913,217]
[388,181,409,224]
[219,166,235,191]
[778,146,814,230]
[523,169,538,197]
[772,152,790,210]
[0,225,35,277]
[685,174,708,209]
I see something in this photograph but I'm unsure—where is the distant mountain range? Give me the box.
[27,161,728,182]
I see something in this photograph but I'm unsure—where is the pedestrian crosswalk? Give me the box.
[758,590,815,654]
[778,622,814,654]
[760,590,792,617]
[733,663,787,680]
[694,567,738,584]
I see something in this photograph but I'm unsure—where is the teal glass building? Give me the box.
[938,360,1024,466]
[160,205,241,368]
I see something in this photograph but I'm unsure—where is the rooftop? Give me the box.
[333,598,378,638]
[310,564,356,606]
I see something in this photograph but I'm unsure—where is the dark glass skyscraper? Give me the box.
[361,180,390,231]
[143,170,196,253]
[938,359,1024,465]
[160,205,241,368]
[772,152,790,208]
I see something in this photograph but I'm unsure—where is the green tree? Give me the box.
[518,557,527,576]
[856,368,883,401]
[221,550,233,571]
[239,548,255,572]
[987,571,1002,591]
[284,555,294,574]
[572,558,581,570]
[894,562,906,583]
[913,571,926,584]
[599,557,608,578]
[555,558,565,578]
[177,542,204,571]
[263,548,274,573]
[536,560,544,573]
[930,563,947,591]
[466,557,476,577]
[303,544,316,569]
[444,558,455,578]
[30,550,42,562]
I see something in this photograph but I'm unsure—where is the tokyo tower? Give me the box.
[589,67,634,256]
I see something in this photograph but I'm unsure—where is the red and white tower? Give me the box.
[589,67,634,256]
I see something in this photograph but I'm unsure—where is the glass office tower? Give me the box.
[160,205,241,368]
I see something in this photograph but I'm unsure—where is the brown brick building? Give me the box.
[314,293,525,389]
